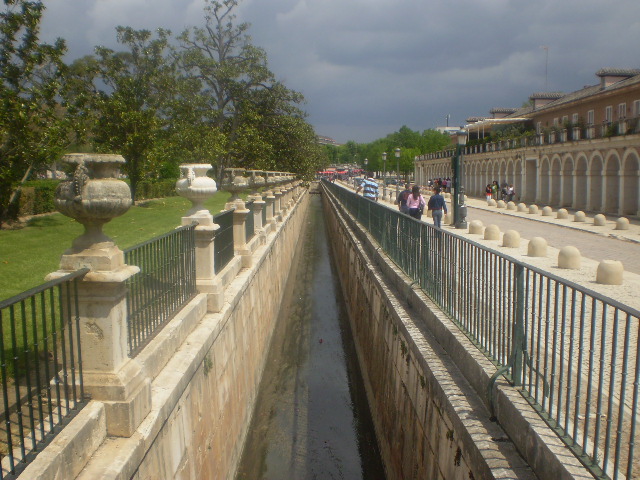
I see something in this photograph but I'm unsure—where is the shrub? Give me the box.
[17,180,61,216]
[135,178,179,200]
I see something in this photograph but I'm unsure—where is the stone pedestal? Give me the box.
[233,200,252,268]
[273,189,284,222]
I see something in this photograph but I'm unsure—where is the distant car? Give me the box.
[384,178,398,185]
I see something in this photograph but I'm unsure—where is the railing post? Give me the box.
[252,193,266,235]
[512,263,526,386]
[273,187,284,221]
[47,154,150,437]
[264,189,276,230]
[232,199,252,268]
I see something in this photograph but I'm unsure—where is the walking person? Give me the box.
[427,187,448,228]
[395,183,411,214]
[406,185,426,219]
[356,173,379,201]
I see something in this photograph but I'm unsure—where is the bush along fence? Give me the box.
[323,179,640,480]
[0,154,300,478]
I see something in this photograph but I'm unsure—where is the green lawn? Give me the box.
[0,193,233,301]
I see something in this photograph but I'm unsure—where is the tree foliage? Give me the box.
[0,0,69,224]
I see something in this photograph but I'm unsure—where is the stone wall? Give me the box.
[22,188,309,480]
[321,184,592,480]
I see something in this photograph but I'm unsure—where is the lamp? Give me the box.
[394,147,401,197]
[382,152,387,196]
[452,129,468,228]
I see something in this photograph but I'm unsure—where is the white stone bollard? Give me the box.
[527,237,548,257]
[469,220,484,234]
[556,208,569,219]
[497,200,506,208]
[507,201,516,210]
[594,214,607,226]
[541,206,553,216]
[596,260,624,285]
[574,211,586,222]
[528,205,539,214]
[558,246,581,269]
[444,212,453,225]
[502,230,520,248]
[484,224,500,240]
[615,217,630,230]
[517,203,527,212]
[487,199,497,207]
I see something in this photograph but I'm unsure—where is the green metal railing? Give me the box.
[323,179,639,480]
[214,209,234,274]
[0,268,89,479]
[124,224,197,356]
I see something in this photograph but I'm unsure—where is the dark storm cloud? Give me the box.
[36,0,640,143]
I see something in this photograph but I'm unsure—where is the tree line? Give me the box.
[0,0,326,225]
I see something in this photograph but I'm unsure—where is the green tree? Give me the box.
[0,0,69,224]
[177,0,293,179]
[88,27,176,200]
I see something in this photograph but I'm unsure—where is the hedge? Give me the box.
[16,178,179,217]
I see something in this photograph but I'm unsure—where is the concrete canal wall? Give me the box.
[321,184,592,480]
[22,189,310,480]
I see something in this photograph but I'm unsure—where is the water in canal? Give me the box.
[236,195,386,480]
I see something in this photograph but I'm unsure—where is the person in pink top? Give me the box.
[406,185,426,219]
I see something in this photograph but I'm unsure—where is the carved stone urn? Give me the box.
[221,168,249,210]
[175,163,217,216]
[247,170,266,200]
[54,153,132,251]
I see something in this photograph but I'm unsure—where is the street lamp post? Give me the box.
[452,129,468,229]
[382,152,387,196]
[394,147,401,197]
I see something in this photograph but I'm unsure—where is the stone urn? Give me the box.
[54,153,132,251]
[221,168,249,209]
[175,163,217,216]
[247,170,266,199]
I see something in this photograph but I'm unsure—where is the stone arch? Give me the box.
[561,154,574,207]
[574,155,588,210]
[514,158,523,201]
[539,156,550,204]
[550,155,562,205]
[588,154,604,211]
[604,153,621,214]
[621,149,640,215]
[506,159,515,187]
[499,159,507,185]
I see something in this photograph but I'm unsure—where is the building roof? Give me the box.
[490,107,518,114]
[595,68,640,77]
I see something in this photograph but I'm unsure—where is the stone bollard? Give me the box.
[469,220,484,234]
[558,246,581,269]
[541,206,553,216]
[497,200,506,208]
[574,211,586,222]
[556,208,569,219]
[615,217,630,230]
[527,237,548,257]
[528,205,539,214]
[517,203,527,212]
[233,199,253,268]
[444,212,453,225]
[502,230,520,248]
[487,199,497,207]
[594,214,607,226]
[484,224,500,240]
[596,260,624,285]
[507,201,516,210]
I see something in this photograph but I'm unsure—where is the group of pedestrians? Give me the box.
[356,173,448,228]
[485,180,516,202]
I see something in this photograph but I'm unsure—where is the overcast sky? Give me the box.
[37,0,640,144]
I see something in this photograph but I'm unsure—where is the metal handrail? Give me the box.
[323,179,639,480]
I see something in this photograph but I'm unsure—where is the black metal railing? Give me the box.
[0,268,89,479]
[214,209,234,274]
[324,180,639,480]
[124,224,197,356]
[245,200,255,243]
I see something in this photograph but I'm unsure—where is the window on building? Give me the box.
[605,106,612,123]
[618,103,627,119]
[536,122,542,134]
[634,100,640,117]
[562,115,568,126]
[553,117,559,126]
[572,113,579,124]
[587,110,594,125]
